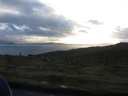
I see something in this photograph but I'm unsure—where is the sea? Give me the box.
[0,43,89,56]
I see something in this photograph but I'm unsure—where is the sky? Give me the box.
[0,0,128,44]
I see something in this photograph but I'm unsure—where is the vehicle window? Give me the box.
[0,0,128,96]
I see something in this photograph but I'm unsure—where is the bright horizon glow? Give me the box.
[38,0,128,44]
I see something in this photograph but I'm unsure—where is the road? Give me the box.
[12,89,74,96]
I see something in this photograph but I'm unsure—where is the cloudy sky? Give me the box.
[0,0,128,44]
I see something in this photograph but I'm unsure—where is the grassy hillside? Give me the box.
[0,42,128,95]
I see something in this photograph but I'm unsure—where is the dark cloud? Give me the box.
[88,20,104,25]
[0,0,44,14]
[0,0,79,43]
[112,26,128,42]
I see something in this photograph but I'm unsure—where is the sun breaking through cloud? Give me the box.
[0,0,128,44]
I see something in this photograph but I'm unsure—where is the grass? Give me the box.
[0,42,128,94]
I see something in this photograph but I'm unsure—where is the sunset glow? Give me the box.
[0,0,128,45]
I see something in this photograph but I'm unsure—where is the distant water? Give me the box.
[0,44,89,56]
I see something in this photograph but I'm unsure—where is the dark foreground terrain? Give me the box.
[1,42,128,95]
[12,89,76,96]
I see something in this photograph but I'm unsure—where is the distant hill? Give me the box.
[39,42,128,60]
[0,40,15,44]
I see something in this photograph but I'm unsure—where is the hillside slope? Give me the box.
[0,42,128,95]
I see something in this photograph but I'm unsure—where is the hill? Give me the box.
[0,42,128,95]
